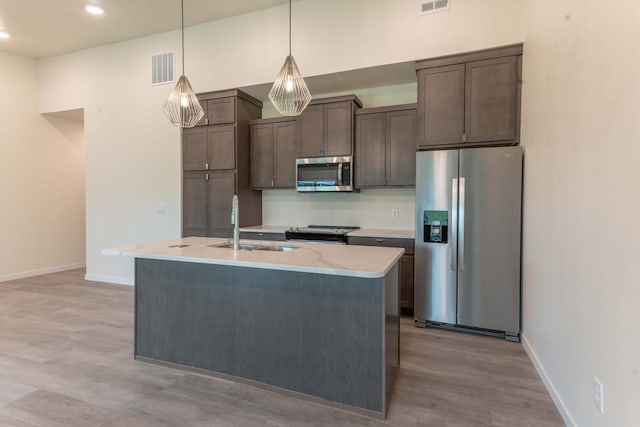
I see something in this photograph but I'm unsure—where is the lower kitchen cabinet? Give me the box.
[238,231,286,241]
[347,236,415,317]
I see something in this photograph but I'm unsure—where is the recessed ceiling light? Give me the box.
[0,31,10,39]
[85,4,104,15]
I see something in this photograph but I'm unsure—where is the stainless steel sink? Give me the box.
[209,242,299,252]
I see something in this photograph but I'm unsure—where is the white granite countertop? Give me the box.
[348,229,415,239]
[103,237,403,279]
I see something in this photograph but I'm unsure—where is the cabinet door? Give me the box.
[182,172,208,237]
[207,97,236,125]
[325,102,353,156]
[250,124,274,189]
[208,172,236,237]
[387,109,416,186]
[400,254,414,316]
[208,125,236,170]
[418,64,465,147]
[182,127,208,171]
[273,121,297,188]
[194,101,208,127]
[465,56,517,143]
[355,113,386,187]
[299,104,325,157]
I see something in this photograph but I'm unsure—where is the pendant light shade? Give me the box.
[163,0,204,128]
[268,0,311,116]
[268,55,312,116]
[163,75,204,127]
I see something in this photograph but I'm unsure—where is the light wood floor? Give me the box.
[0,269,564,426]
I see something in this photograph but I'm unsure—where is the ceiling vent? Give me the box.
[152,52,174,86]
[419,0,450,15]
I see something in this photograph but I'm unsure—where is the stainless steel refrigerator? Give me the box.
[414,146,522,341]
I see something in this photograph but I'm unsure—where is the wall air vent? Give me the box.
[419,0,450,15]
[151,52,174,86]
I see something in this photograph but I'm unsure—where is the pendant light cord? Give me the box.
[288,0,292,56]
[181,0,185,75]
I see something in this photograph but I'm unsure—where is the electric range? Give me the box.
[284,225,360,244]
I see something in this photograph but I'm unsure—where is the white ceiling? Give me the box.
[0,0,291,58]
[0,0,417,108]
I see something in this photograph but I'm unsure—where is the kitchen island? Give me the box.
[105,237,402,417]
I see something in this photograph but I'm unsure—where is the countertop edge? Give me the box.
[102,239,403,279]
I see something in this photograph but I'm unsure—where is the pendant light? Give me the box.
[268,0,312,116]
[163,0,204,128]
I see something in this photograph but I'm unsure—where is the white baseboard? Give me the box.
[521,333,576,427]
[84,273,134,286]
[0,262,86,283]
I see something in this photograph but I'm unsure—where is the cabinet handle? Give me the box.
[206,118,209,125]
[271,179,274,187]
[205,162,209,170]
[375,239,384,242]
[258,233,264,237]
[462,133,467,143]
[459,177,466,271]
[205,173,209,181]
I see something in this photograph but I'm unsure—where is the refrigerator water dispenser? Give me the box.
[423,210,448,243]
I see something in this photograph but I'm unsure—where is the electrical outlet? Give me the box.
[279,208,286,217]
[391,208,399,219]
[157,203,167,215]
[593,377,604,414]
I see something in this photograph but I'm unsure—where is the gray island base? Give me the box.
[134,256,399,417]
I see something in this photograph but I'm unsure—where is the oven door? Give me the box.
[296,156,354,192]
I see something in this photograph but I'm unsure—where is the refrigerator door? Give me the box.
[457,146,522,334]
[415,150,459,324]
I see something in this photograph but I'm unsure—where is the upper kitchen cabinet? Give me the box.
[298,95,362,157]
[355,104,417,188]
[181,89,263,238]
[183,126,235,171]
[194,95,236,126]
[416,44,522,149]
[249,117,297,189]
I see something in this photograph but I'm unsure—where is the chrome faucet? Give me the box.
[231,195,239,251]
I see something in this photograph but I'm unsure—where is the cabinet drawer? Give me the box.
[239,231,286,241]
[347,236,414,255]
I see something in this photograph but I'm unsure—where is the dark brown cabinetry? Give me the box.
[194,96,236,127]
[249,117,297,189]
[182,89,263,238]
[238,231,287,241]
[347,236,415,317]
[416,44,522,149]
[298,95,362,157]
[183,125,235,171]
[355,104,417,188]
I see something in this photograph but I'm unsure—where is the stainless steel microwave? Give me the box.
[296,156,355,192]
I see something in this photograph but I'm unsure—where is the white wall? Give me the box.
[520,1,640,426]
[37,0,525,283]
[0,51,85,282]
[264,188,415,229]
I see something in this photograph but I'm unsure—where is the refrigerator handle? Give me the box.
[450,178,458,271]
[459,177,466,271]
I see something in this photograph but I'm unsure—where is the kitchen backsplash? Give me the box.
[262,188,415,229]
